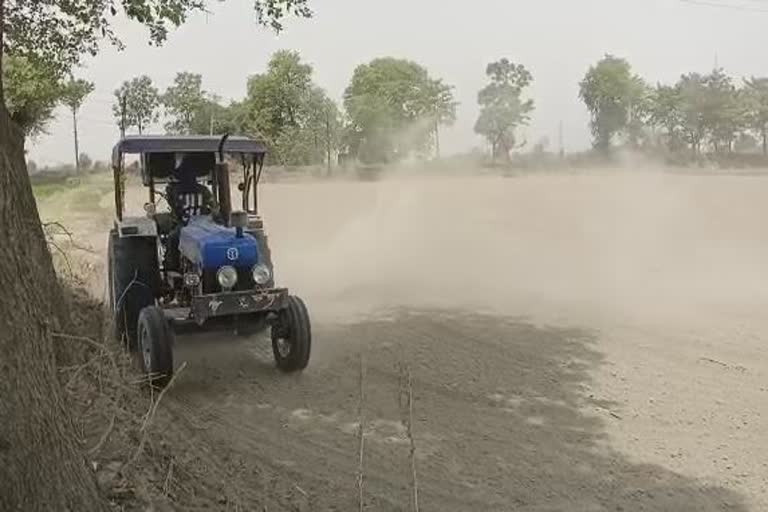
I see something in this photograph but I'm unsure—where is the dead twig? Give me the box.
[356,351,366,512]
[52,331,106,352]
[52,332,123,456]
[42,220,74,237]
[65,349,111,389]
[125,362,188,471]
[47,238,75,277]
[42,221,97,254]
[88,406,117,455]
[163,458,175,497]
[403,364,419,512]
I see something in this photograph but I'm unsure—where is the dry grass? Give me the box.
[50,239,213,511]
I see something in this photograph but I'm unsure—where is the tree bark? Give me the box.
[325,109,331,176]
[762,127,766,157]
[0,105,107,510]
[0,0,4,102]
[73,108,80,174]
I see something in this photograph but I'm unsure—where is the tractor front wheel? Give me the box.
[137,306,174,389]
[271,296,311,373]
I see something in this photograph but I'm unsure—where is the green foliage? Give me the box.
[675,73,708,153]
[648,70,749,156]
[61,78,94,113]
[700,69,747,153]
[579,55,647,152]
[243,50,313,139]
[162,72,206,134]
[3,0,312,81]
[78,153,93,170]
[742,77,768,154]
[113,75,160,134]
[343,57,456,163]
[649,84,684,150]
[188,96,238,135]
[2,54,62,135]
[733,132,758,153]
[474,58,534,161]
[239,50,342,166]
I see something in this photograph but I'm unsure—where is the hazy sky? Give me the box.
[25,0,768,166]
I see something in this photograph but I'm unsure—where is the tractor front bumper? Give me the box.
[190,288,289,324]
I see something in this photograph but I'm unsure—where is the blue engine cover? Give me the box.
[179,217,259,270]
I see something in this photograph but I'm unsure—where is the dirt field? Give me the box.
[38,170,768,511]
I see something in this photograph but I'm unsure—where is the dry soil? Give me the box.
[39,170,768,511]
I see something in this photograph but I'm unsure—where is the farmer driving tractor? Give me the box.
[163,153,220,270]
[109,134,311,387]
[167,153,218,220]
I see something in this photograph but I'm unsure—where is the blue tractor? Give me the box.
[108,134,310,387]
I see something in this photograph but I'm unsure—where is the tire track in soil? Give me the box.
[162,310,587,510]
[157,310,749,511]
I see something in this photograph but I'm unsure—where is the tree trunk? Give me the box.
[0,105,107,511]
[433,119,440,159]
[325,111,331,177]
[596,130,612,155]
[762,127,766,157]
[72,108,80,174]
[500,138,511,163]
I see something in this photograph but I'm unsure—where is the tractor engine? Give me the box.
[178,216,271,296]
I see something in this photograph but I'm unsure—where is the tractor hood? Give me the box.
[179,216,259,270]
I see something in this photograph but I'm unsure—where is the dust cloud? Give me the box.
[252,170,768,509]
[260,170,768,329]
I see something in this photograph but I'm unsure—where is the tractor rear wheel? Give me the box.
[108,230,159,351]
[271,296,311,372]
[137,305,174,389]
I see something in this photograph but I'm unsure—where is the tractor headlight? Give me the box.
[216,265,238,290]
[251,264,271,286]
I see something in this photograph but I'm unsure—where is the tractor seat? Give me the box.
[177,191,211,217]
[166,182,212,220]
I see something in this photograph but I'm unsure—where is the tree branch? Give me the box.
[0,0,5,102]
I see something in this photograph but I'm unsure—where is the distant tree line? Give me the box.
[579,54,768,159]
[111,51,460,168]
[26,154,108,177]
[10,48,768,170]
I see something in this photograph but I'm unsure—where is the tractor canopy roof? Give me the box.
[113,135,267,157]
[111,135,267,186]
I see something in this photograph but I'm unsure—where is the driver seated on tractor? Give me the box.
[163,154,220,271]
[167,154,218,219]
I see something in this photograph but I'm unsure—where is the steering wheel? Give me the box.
[178,198,213,224]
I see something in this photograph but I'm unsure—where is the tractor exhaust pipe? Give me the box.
[216,134,232,224]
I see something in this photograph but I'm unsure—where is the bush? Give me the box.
[79,153,92,171]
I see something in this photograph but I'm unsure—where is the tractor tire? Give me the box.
[137,305,174,389]
[108,230,160,351]
[271,295,311,373]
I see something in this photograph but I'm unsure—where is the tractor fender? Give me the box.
[115,216,158,238]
